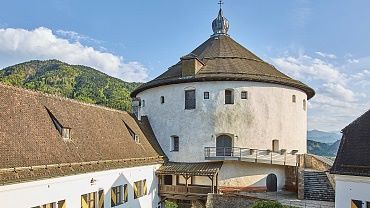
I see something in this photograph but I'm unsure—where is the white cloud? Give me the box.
[0,27,148,82]
[315,51,337,59]
[271,53,370,131]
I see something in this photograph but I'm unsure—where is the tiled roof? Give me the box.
[0,84,164,185]
[131,35,315,99]
[156,162,223,176]
[330,109,370,177]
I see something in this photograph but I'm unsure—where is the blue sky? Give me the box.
[0,0,369,132]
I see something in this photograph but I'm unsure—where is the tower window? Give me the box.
[204,92,210,99]
[241,91,248,99]
[185,90,196,109]
[225,89,234,104]
[292,95,296,103]
[142,100,145,107]
[160,96,165,104]
[303,99,306,111]
[272,140,279,152]
[171,136,179,152]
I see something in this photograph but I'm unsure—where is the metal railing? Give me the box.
[204,147,298,166]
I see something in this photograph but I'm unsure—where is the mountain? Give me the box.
[0,60,141,111]
[307,140,340,157]
[307,129,341,143]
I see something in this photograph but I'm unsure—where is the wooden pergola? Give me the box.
[156,162,223,197]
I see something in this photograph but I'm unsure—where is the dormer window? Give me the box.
[62,128,71,140]
[124,122,139,143]
[46,107,71,140]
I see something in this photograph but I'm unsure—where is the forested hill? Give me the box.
[0,60,141,111]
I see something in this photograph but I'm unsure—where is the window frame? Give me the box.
[171,136,179,152]
[134,179,147,199]
[185,89,196,110]
[225,89,234,104]
[111,185,123,207]
[204,92,210,99]
[241,91,248,99]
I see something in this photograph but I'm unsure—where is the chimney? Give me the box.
[181,54,204,77]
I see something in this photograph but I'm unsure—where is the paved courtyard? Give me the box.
[241,191,335,208]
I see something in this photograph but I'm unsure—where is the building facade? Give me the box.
[331,109,370,208]
[131,7,314,197]
[0,84,165,208]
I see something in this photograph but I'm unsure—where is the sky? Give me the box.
[0,0,369,132]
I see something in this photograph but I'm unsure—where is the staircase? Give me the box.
[304,170,335,202]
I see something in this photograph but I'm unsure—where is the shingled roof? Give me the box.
[0,84,164,185]
[330,109,370,177]
[131,35,315,99]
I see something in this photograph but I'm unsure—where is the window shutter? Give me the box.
[143,179,147,195]
[124,184,128,202]
[133,182,138,199]
[98,190,104,208]
[111,188,116,207]
[81,194,88,208]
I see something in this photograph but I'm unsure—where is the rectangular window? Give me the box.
[111,185,123,207]
[171,136,179,152]
[204,92,209,99]
[241,91,248,99]
[32,200,66,208]
[134,179,147,199]
[185,90,196,109]
[142,100,145,107]
[303,99,306,111]
[160,96,165,104]
[81,192,96,208]
[225,90,234,104]
[351,199,363,208]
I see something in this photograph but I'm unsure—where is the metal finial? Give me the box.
[218,0,224,9]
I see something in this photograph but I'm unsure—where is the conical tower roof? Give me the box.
[131,9,315,99]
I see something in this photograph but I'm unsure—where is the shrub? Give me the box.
[251,200,295,208]
[164,200,178,208]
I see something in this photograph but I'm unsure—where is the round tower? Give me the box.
[131,8,314,164]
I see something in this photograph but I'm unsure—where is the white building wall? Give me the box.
[335,175,370,208]
[137,81,308,162]
[0,164,161,208]
[219,161,286,190]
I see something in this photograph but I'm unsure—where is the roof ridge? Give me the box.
[0,83,129,114]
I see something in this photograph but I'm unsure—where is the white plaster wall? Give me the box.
[335,175,370,208]
[219,161,286,190]
[137,81,308,162]
[0,164,161,208]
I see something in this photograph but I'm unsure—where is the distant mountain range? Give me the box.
[307,130,342,157]
[0,60,140,112]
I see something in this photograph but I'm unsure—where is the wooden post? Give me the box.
[208,175,215,193]
[184,175,190,193]
[216,173,219,194]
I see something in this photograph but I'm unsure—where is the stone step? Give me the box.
[303,170,335,202]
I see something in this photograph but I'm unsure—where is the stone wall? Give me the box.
[284,166,298,192]
[205,194,257,208]
[304,154,335,188]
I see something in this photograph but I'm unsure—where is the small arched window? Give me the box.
[225,89,234,104]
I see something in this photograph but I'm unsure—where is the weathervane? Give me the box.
[218,0,224,9]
